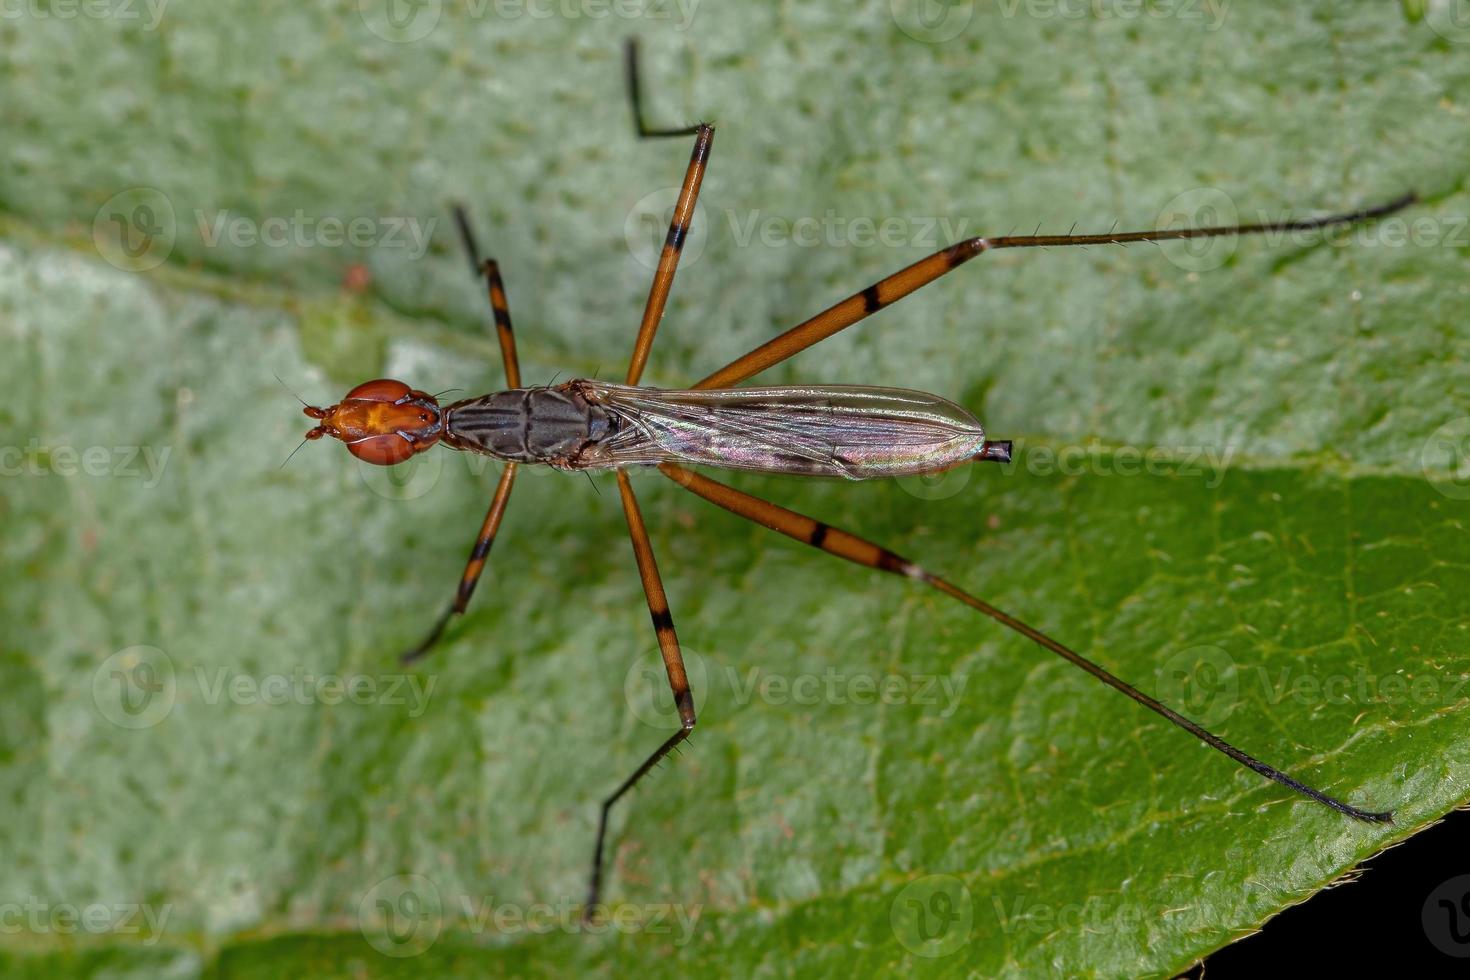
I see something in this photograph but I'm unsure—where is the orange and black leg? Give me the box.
[622,39,714,386]
[658,461,1392,824]
[452,205,521,389]
[399,209,524,663]
[586,470,698,919]
[694,192,1418,389]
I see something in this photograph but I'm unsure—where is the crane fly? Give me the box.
[298,39,1415,920]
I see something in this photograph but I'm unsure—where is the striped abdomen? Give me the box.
[443,387,610,464]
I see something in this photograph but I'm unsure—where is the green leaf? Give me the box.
[3,3,1470,976]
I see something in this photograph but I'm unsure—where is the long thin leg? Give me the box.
[658,461,1393,823]
[586,470,698,919]
[693,191,1419,389]
[620,37,715,385]
[400,209,523,664]
[401,462,518,664]
[624,122,715,386]
[452,205,521,389]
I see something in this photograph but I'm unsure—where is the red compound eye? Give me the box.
[344,379,413,403]
[345,433,418,466]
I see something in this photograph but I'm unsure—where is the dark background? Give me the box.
[1194,805,1470,975]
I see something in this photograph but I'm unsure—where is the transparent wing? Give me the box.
[578,381,988,479]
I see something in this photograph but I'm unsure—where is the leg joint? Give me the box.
[676,688,697,729]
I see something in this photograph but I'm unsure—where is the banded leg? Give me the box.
[624,121,715,386]
[401,462,518,664]
[586,470,697,919]
[452,205,522,388]
[658,461,1393,823]
[400,209,523,663]
[694,191,1419,389]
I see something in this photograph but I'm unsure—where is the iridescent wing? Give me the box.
[576,381,989,479]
